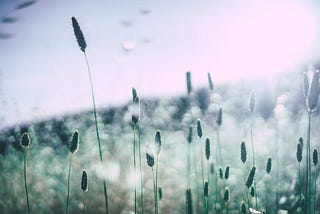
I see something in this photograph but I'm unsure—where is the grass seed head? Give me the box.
[186,72,192,95]
[208,72,214,91]
[250,186,255,197]
[196,119,203,138]
[296,142,303,163]
[154,130,162,155]
[313,148,318,166]
[224,187,230,202]
[158,187,162,200]
[132,96,140,125]
[205,137,210,160]
[303,72,309,98]
[241,201,247,214]
[187,126,193,144]
[240,141,247,164]
[81,169,88,192]
[299,137,303,148]
[71,17,87,52]
[224,165,230,180]
[219,167,223,180]
[204,181,208,197]
[186,188,193,214]
[216,107,222,126]
[70,130,79,153]
[307,71,319,112]
[246,166,256,188]
[248,90,256,113]
[132,87,137,102]
[146,152,154,167]
[21,132,30,147]
[266,157,272,174]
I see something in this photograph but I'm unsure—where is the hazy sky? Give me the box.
[1,0,320,126]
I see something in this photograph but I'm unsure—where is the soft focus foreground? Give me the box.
[0,70,319,213]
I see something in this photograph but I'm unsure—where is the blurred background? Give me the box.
[0,0,320,126]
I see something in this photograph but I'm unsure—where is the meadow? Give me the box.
[0,17,319,214]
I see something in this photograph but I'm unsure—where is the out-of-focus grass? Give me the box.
[0,70,319,213]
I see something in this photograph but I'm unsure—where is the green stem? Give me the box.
[193,142,200,211]
[155,155,159,214]
[24,149,30,214]
[205,197,208,214]
[187,143,191,188]
[299,163,302,214]
[313,168,317,214]
[152,168,156,214]
[250,113,258,209]
[83,192,87,214]
[133,126,137,213]
[137,125,144,214]
[66,154,72,214]
[305,112,311,213]
[84,52,109,214]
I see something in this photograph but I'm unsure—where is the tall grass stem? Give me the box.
[23,149,30,214]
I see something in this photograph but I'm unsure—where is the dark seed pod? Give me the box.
[21,132,30,147]
[132,87,137,102]
[224,187,230,202]
[224,165,230,180]
[158,187,162,200]
[246,166,256,188]
[196,119,203,138]
[250,186,255,197]
[299,137,303,148]
[186,72,192,95]
[204,181,208,197]
[205,137,210,160]
[313,148,318,166]
[240,141,247,164]
[154,130,162,155]
[71,17,87,52]
[186,188,193,214]
[70,130,79,154]
[208,72,214,91]
[266,157,272,174]
[81,169,88,192]
[146,152,154,167]
[297,143,303,163]
[241,201,247,214]
[132,97,140,125]
[219,167,223,180]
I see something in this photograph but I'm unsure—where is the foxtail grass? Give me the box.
[154,130,161,214]
[66,130,79,214]
[21,132,31,214]
[204,180,209,214]
[312,148,318,214]
[265,157,272,213]
[304,70,319,213]
[186,188,193,214]
[297,141,303,213]
[71,16,109,214]
[81,169,88,212]
[224,187,230,214]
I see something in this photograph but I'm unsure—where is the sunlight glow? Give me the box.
[216,1,316,80]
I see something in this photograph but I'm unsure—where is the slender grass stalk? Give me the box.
[137,125,144,214]
[187,126,193,188]
[133,126,137,213]
[71,17,109,214]
[305,70,319,213]
[297,142,303,213]
[66,155,73,214]
[265,157,272,214]
[154,130,161,214]
[21,132,31,214]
